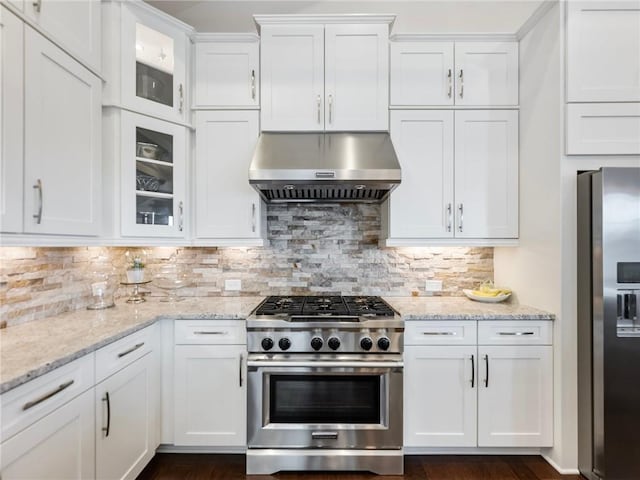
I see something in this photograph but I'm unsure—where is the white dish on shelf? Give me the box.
[463,289,511,303]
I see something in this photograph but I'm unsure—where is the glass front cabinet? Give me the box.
[103,1,189,124]
[120,111,186,238]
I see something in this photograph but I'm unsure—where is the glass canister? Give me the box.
[87,256,118,310]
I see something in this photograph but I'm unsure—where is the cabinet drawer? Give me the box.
[1,353,94,441]
[95,324,156,383]
[405,321,477,345]
[478,321,552,345]
[174,320,246,345]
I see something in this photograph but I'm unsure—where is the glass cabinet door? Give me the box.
[122,4,187,123]
[121,111,185,238]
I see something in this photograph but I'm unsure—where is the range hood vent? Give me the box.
[249,132,401,204]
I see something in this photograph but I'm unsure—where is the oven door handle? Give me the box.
[247,360,404,368]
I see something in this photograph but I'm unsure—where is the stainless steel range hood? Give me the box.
[249,132,401,203]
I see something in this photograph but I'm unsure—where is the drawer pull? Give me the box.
[423,331,457,336]
[102,392,111,437]
[22,380,74,411]
[312,431,338,440]
[117,342,145,358]
[194,331,228,335]
[497,331,535,336]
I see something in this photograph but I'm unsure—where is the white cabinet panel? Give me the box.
[174,320,246,345]
[24,0,101,72]
[325,24,389,131]
[478,346,553,447]
[455,42,519,106]
[96,353,156,480]
[194,110,263,242]
[567,1,640,102]
[405,321,477,346]
[0,389,95,480]
[0,6,24,233]
[195,40,259,108]
[174,345,246,446]
[388,110,454,238]
[261,25,324,131]
[390,42,454,106]
[567,103,640,155]
[404,346,477,447]
[95,324,156,383]
[454,110,519,238]
[477,321,553,346]
[23,26,101,236]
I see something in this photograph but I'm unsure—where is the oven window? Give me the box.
[269,374,381,424]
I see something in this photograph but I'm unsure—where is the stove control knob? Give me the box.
[310,337,324,351]
[377,337,391,351]
[328,337,341,351]
[261,338,274,351]
[278,338,292,351]
[360,337,373,351]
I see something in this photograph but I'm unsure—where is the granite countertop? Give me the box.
[0,295,554,395]
[0,296,264,395]
[385,296,555,320]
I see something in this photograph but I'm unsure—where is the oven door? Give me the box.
[247,354,403,449]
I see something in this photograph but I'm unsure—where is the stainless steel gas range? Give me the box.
[246,295,404,475]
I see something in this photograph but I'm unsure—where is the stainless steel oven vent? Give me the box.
[260,185,389,203]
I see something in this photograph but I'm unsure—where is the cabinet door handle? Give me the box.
[251,202,256,233]
[102,392,111,437]
[458,69,464,99]
[328,94,333,124]
[422,331,456,336]
[484,354,489,388]
[316,95,321,124]
[22,380,74,411]
[179,83,184,113]
[251,70,256,100]
[178,201,184,232]
[471,354,475,388]
[458,204,464,232]
[497,331,535,336]
[194,330,228,335]
[33,179,43,224]
[447,69,452,99]
[117,342,144,358]
[32,0,41,13]
[446,203,452,232]
[239,353,243,387]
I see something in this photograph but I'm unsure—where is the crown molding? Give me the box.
[391,32,518,42]
[516,0,557,40]
[253,14,396,32]
[191,33,260,43]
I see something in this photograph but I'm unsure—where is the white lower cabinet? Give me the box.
[404,345,477,447]
[0,389,95,479]
[95,352,156,480]
[173,344,246,446]
[404,320,553,449]
[477,345,553,447]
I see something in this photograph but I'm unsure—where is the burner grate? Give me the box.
[254,296,396,317]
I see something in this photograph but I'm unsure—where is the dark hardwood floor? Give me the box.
[137,454,583,480]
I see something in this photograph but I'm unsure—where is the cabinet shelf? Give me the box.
[136,157,174,168]
[135,190,174,199]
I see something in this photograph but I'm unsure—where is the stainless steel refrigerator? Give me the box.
[578,167,640,480]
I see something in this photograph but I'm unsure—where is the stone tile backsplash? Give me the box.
[0,204,493,326]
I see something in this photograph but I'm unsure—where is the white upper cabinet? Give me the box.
[24,26,102,236]
[390,42,454,106]
[103,1,191,124]
[454,110,519,239]
[387,110,454,238]
[0,6,24,234]
[390,39,518,107]
[567,1,640,102]
[260,24,325,131]
[454,42,519,106]
[194,111,264,245]
[120,111,187,238]
[384,109,518,244]
[194,35,260,108]
[259,17,393,131]
[324,24,389,131]
[24,0,101,72]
